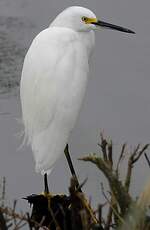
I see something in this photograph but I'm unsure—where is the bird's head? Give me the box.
[50,6,135,34]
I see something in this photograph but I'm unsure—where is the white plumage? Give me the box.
[20,6,134,175]
[20,6,95,174]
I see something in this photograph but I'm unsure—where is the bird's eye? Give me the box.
[82,16,88,22]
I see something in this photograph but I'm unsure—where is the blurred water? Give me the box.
[0,15,36,213]
[0,15,36,94]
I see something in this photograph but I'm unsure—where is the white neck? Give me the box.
[78,30,95,58]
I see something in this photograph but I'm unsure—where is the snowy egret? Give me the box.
[20,6,135,192]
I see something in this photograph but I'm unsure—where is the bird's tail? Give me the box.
[31,124,69,175]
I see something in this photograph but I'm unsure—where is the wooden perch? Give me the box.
[0,211,7,230]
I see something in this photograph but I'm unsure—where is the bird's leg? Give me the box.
[64,144,98,223]
[64,145,98,223]
[64,144,82,192]
[44,173,52,211]
[44,173,49,195]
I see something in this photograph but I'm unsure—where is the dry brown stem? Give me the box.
[79,134,150,230]
[125,144,149,192]
[79,154,131,216]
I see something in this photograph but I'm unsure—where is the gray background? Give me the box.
[0,0,150,212]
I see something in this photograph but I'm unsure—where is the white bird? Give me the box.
[20,6,134,192]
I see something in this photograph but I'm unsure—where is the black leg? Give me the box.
[64,145,98,223]
[64,144,82,192]
[44,173,49,194]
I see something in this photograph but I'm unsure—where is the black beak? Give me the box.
[92,20,135,34]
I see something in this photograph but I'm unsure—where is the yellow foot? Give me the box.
[42,192,53,197]
[40,192,53,211]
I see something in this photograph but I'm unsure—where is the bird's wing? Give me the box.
[20,28,83,144]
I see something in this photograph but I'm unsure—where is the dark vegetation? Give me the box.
[0,134,150,229]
